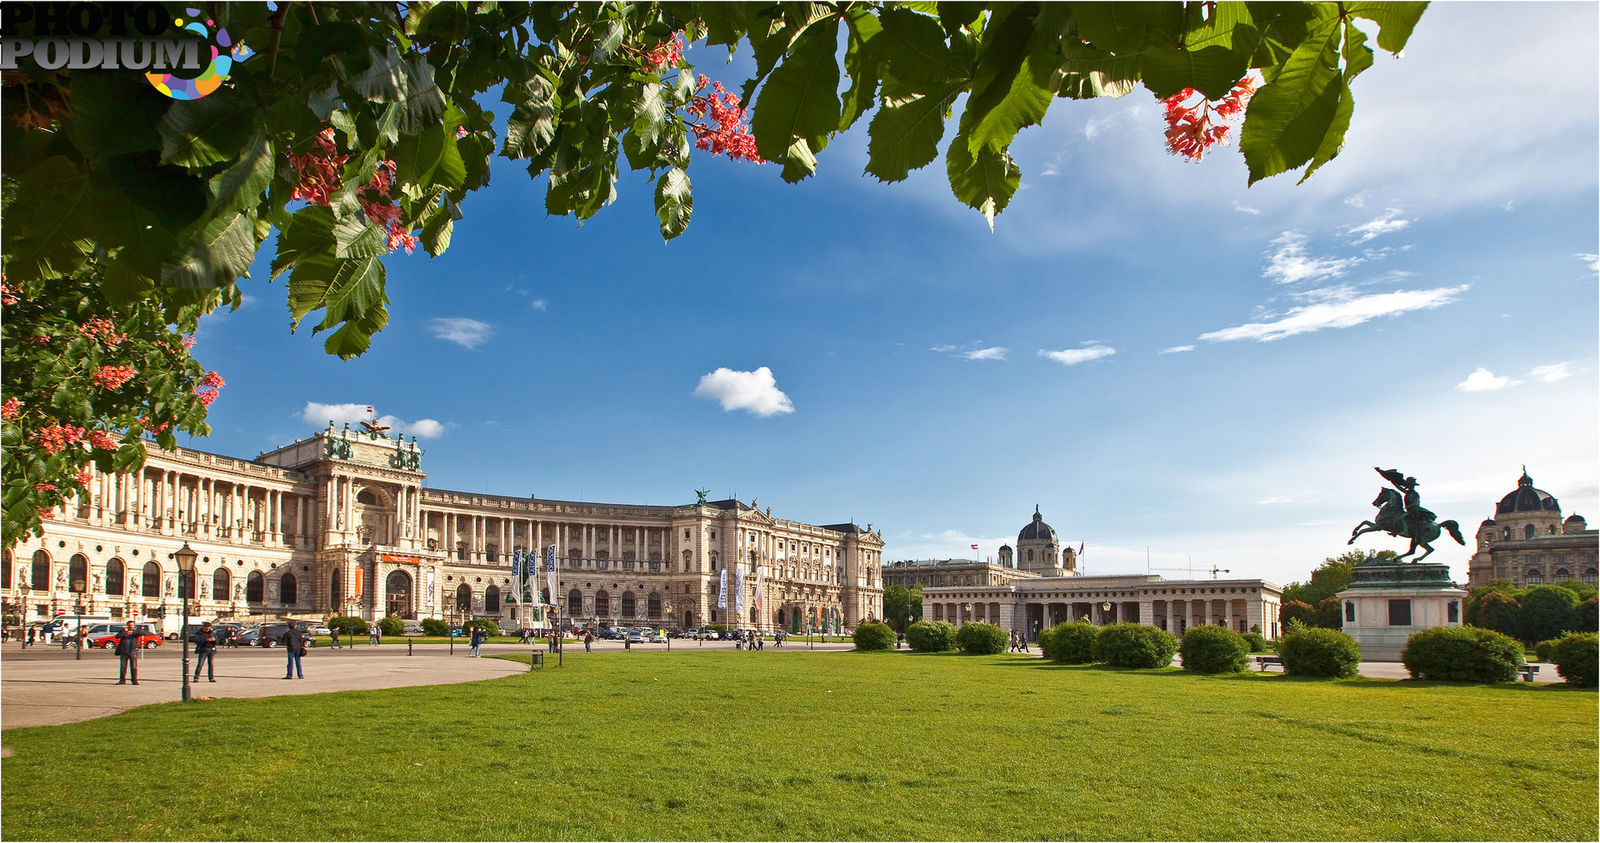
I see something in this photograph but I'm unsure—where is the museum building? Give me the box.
[918,508,1285,639]
[2,423,885,633]
[1466,469,1598,588]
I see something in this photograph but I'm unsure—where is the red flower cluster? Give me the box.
[359,160,419,254]
[641,31,684,71]
[686,76,764,162]
[74,471,93,486]
[1,282,18,306]
[196,370,225,407]
[91,365,137,390]
[34,425,85,454]
[1,397,22,420]
[88,430,119,450]
[1159,76,1257,161]
[181,335,196,349]
[287,128,350,205]
[34,482,55,492]
[81,318,127,346]
[139,416,171,434]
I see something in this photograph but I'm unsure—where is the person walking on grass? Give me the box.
[193,621,218,682]
[583,629,594,653]
[114,621,140,684]
[283,624,305,679]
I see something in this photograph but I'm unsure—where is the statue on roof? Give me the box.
[694,488,709,506]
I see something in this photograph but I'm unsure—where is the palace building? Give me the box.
[919,507,1284,639]
[2,422,885,633]
[1466,468,1598,588]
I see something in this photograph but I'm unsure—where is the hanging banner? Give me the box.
[544,545,558,611]
[734,563,746,615]
[424,569,435,609]
[753,564,764,613]
[717,567,727,610]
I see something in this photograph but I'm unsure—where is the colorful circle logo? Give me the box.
[145,8,252,100]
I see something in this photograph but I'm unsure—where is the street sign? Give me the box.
[55,609,64,616]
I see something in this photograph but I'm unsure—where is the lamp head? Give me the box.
[173,542,198,574]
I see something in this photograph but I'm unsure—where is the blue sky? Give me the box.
[186,3,1599,588]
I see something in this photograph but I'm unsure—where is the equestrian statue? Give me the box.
[1348,467,1465,563]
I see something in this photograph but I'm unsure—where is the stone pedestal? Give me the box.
[1336,561,1466,662]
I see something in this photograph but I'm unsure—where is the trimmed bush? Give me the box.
[906,620,958,653]
[378,615,404,637]
[1401,626,1522,683]
[463,619,500,636]
[1278,626,1361,678]
[1549,631,1598,688]
[420,618,449,636]
[1242,632,1268,653]
[1040,620,1098,664]
[1180,625,1250,674]
[852,621,895,651]
[955,622,1008,655]
[1091,623,1178,669]
[1534,638,1561,663]
[329,615,368,636]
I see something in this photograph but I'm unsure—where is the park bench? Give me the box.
[1255,655,1284,672]
[1518,664,1539,682]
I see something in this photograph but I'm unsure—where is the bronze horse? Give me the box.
[1349,487,1464,563]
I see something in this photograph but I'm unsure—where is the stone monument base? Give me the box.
[1336,560,1466,662]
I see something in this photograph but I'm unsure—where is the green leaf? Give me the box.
[288,253,389,357]
[1072,3,1185,54]
[946,133,1019,230]
[1238,14,1345,185]
[272,205,337,280]
[503,77,559,160]
[960,4,1049,156]
[866,80,961,182]
[162,210,259,289]
[1,156,94,282]
[333,218,388,260]
[877,6,967,87]
[1140,45,1252,99]
[420,207,454,257]
[838,7,885,132]
[157,94,256,168]
[1297,80,1353,184]
[1340,18,1374,81]
[654,167,693,241]
[750,23,843,182]
[209,126,275,215]
[1345,2,1428,54]
[66,73,165,160]
[1057,42,1140,99]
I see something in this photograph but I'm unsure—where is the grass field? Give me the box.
[2,650,1595,841]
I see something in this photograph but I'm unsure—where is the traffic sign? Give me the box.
[55,609,65,616]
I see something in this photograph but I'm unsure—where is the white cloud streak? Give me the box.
[1160,345,1195,355]
[1199,285,1469,343]
[1456,368,1510,392]
[300,403,446,438]
[1262,232,1363,285]
[1038,344,1116,366]
[1345,208,1413,244]
[427,318,494,350]
[962,347,1009,361]
[693,367,794,417]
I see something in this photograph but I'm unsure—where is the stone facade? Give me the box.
[3,423,884,633]
[1466,469,1598,588]
[882,559,1039,591]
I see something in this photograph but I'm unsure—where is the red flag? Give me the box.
[970,544,978,550]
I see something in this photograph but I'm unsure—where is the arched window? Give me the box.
[621,591,636,617]
[246,570,264,602]
[595,590,611,617]
[281,573,298,605]
[682,550,693,572]
[1,550,10,590]
[1583,568,1598,586]
[1525,524,1536,539]
[212,568,229,600]
[142,561,161,597]
[31,550,50,590]
[1554,569,1571,582]
[1027,549,1034,562]
[330,571,343,608]
[647,591,662,618]
[455,583,472,614]
[1526,569,1544,585]
[106,558,124,595]
[485,585,500,613]
[567,588,582,616]
[386,570,412,618]
[68,554,88,593]
[1503,527,1512,540]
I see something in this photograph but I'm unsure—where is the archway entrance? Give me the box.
[386,570,413,618]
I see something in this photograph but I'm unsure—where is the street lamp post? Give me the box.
[1101,601,1112,625]
[664,601,673,652]
[445,595,455,655]
[70,577,86,660]
[173,542,197,702]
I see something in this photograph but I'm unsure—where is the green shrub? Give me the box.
[955,622,1008,655]
[329,615,368,636]
[702,623,728,632]
[1179,625,1250,674]
[906,620,958,652]
[1401,626,1522,683]
[1040,620,1098,664]
[463,619,500,636]
[852,621,895,651]
[1241,631,1268,653]
[1091,623,1178,669]
[1278,626,1361,678]
[1534,638,1561,663]
[1576,597,1598,633]
[1549,632,1598,688]
[378,616,404,637]
[420,618,449,637]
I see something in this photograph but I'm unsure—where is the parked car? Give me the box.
[641,629,663,643]
[232,627,262,647]
[402,622,424,635]
[308,624,332,636]
[624,630,644,644]
[90,625,161,649]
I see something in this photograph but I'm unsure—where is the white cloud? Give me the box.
[530,299,549,311]
[1160,345,1195,355]
[1344,192,1369,208]
[1038,344,1116,366]
[693,367,794,417]
[962,347,1009,361]
[1456,368,1510,392]
[929,344,957,353]
[1199,285,1469,343]
[1232,201,1261,215]
[1345,208,1412,244]
[1580,253,1599,274]
[427,318,494,350]
[300,403,446,438]
[1528,362,1575,383]
[1262,232,1363,285]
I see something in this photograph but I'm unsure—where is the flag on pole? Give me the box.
[510,549,520,582]
[717,567,727,610]
[734,563,746,614]
[544,545,557,612]
[1079,542,1085,556]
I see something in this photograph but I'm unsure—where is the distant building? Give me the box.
[998,505,1079,576]
[882,559,1038,591]
[1467,468,1598,588]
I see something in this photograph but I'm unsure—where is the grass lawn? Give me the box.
[2,651,1595,841]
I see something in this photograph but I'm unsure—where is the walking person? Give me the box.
[330,626,340,649]
[193,621,218,682]
[114,621,141,685]
[283,624,306,679]
[468,625,483,657]
[24,625,34,649]
[583,629,594,653]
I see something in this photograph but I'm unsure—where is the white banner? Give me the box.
[717,567,727,610]
[425,569,435,609]
[544,545,558,614]
[754,564,764,612]
[734,563,746,614]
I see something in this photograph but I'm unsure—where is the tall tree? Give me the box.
[1282,549,1395,606]
[882,585,923,634]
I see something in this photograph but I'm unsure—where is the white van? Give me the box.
[42,615,114,637]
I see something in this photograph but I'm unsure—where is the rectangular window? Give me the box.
[1448,600,1460,623]
[1344,601,1355,622]
[1388,599,1412,626]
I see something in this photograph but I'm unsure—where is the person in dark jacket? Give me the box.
[114,621,141,684]
[193,622,218,682]
[283,625,305,679]
[468,625,484,657]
